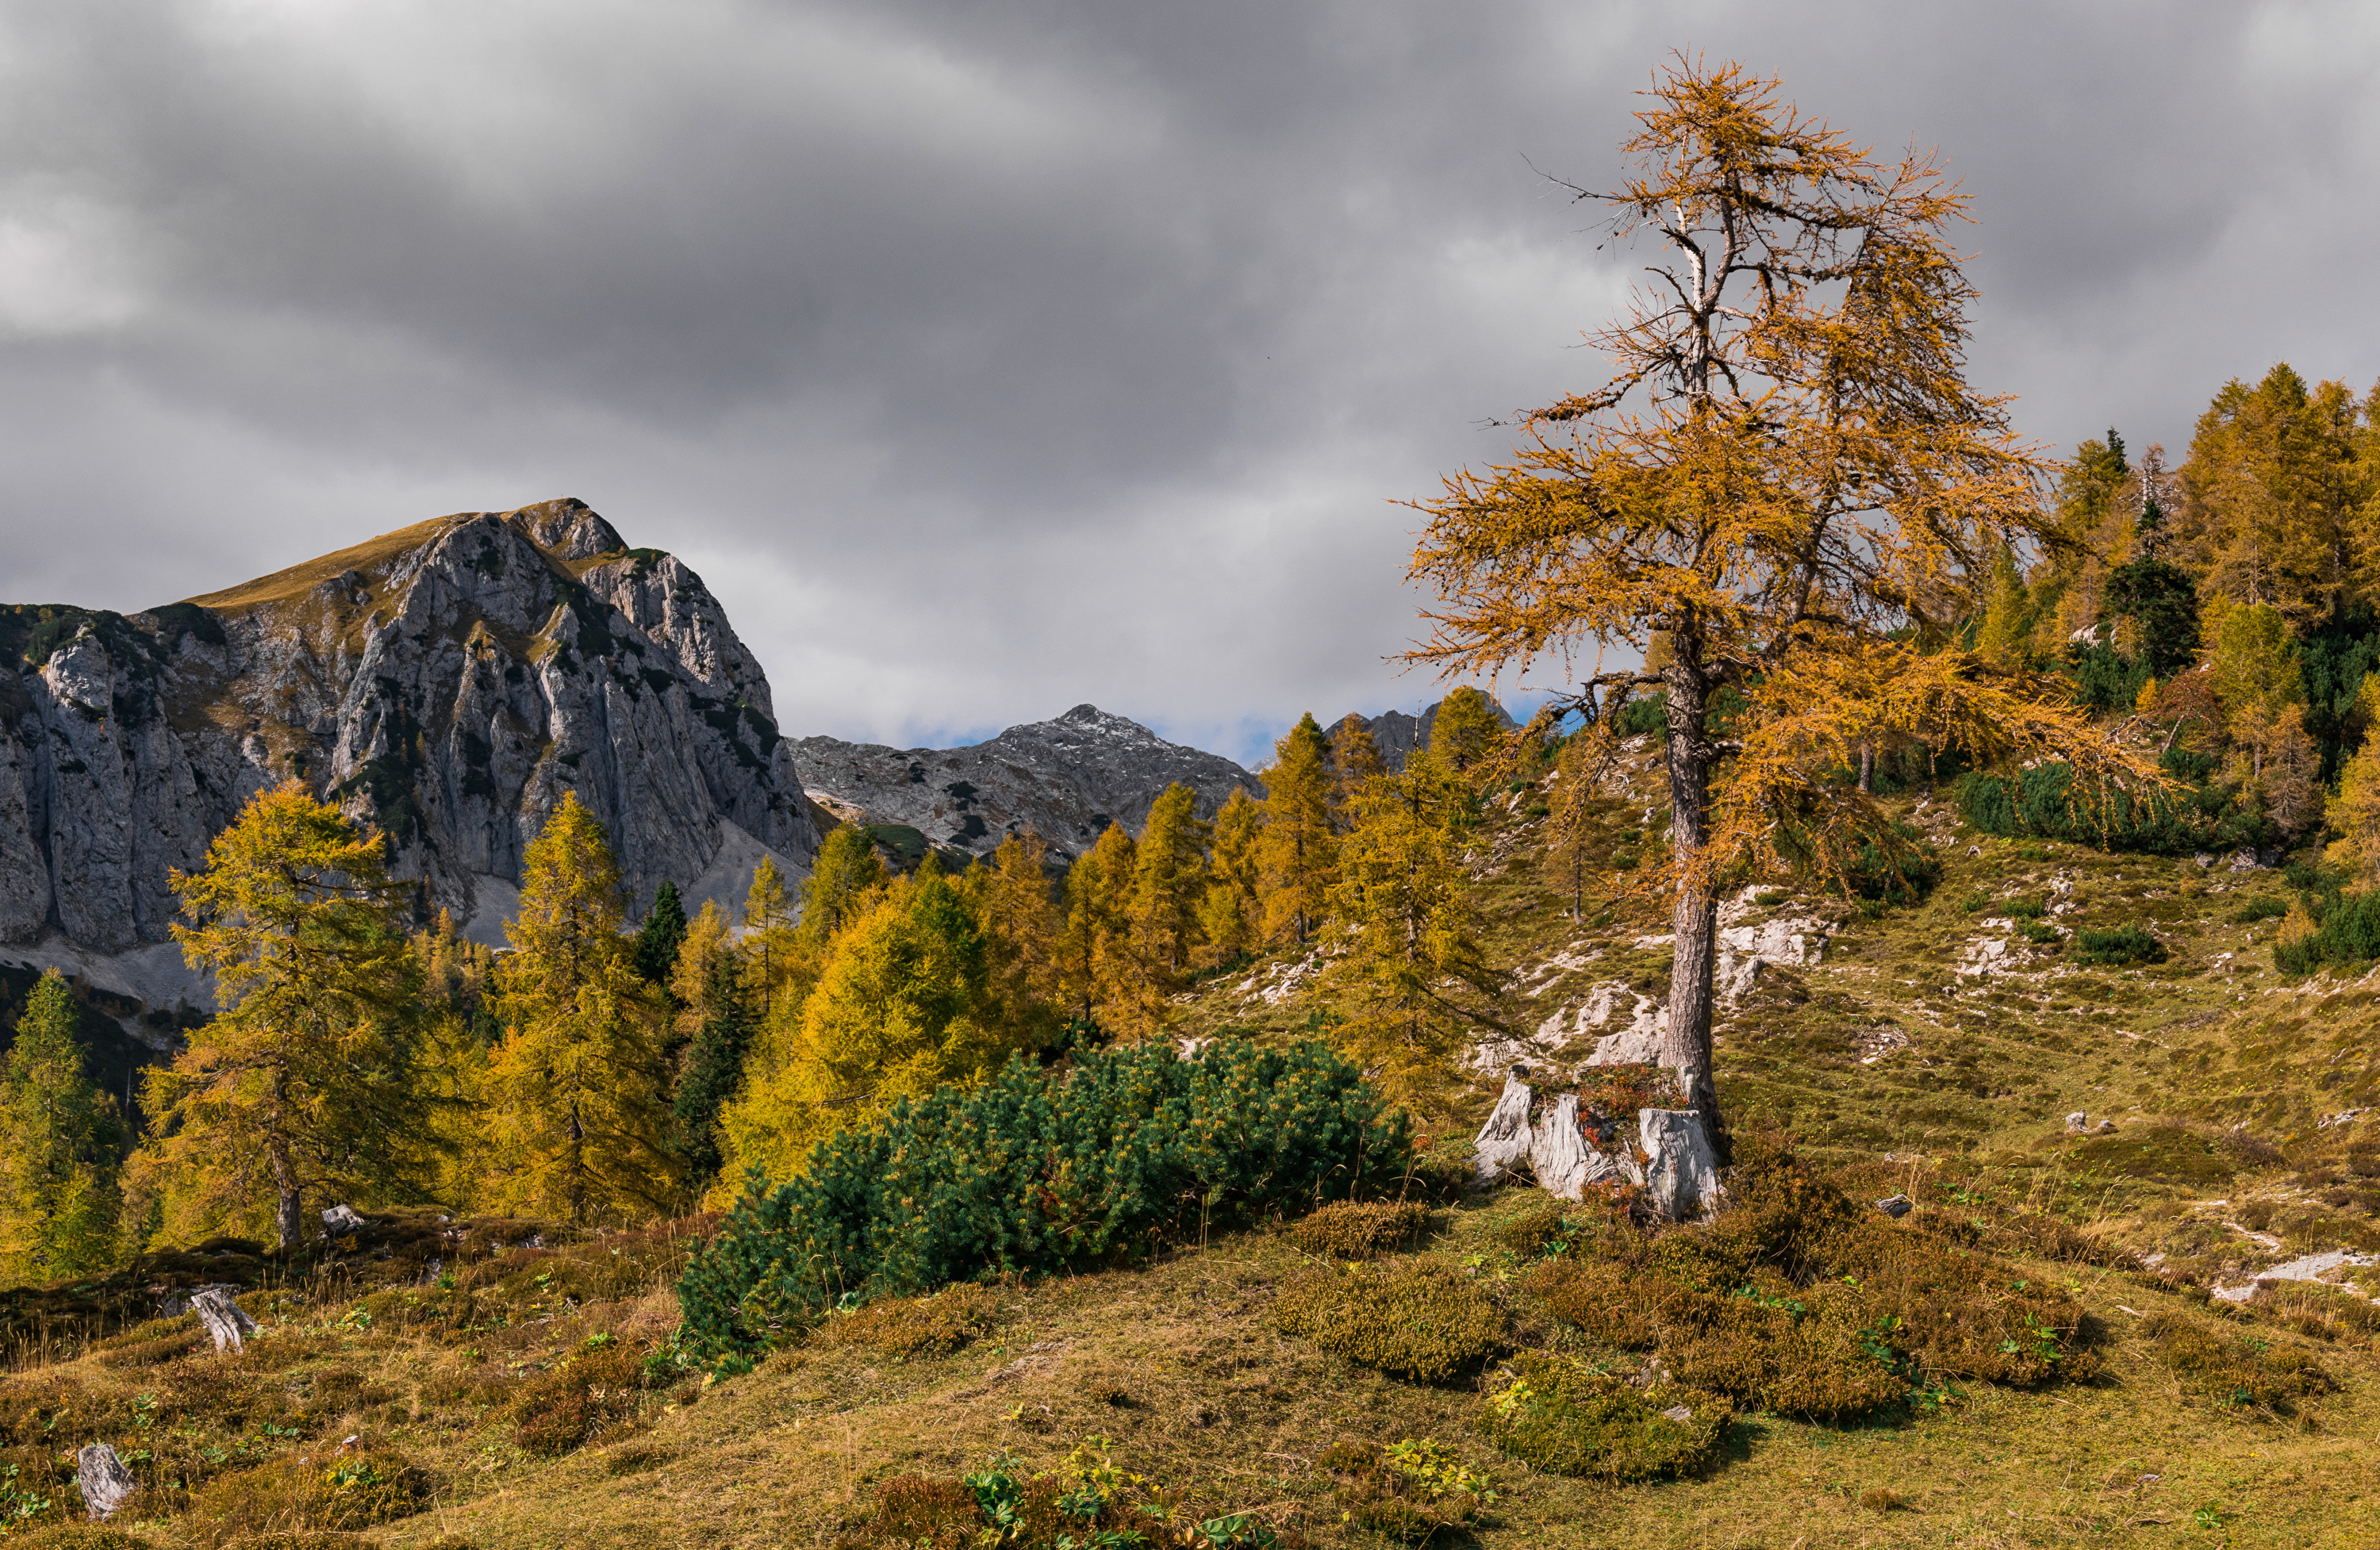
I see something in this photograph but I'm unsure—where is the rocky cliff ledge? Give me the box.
[0,498,820,1007]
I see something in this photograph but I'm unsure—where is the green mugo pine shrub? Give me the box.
[678,1039,1407,1356]
[2275,888,2380,974]
[1957,750,2266,856]
[2074,923,2167,966]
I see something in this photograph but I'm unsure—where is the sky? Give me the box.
[1,1,2375,767]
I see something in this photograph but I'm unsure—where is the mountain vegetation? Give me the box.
[17,51,2380,1550]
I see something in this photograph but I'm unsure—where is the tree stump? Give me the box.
[322,1203,367,1234]
[191,1287,259,1353]
[1472,1071,1535,1184]
[1529,1092,1593,1199]
[76,1443,136,1520]
[1638,1109,1725,1222]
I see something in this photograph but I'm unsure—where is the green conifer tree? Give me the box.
[668,902,758,1185]
[0,971,127,1282]
[632,880,689,985]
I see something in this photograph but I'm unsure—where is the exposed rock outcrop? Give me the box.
[1328,695,1519,773]
[0,498,821,1004]
[794,704,1261,863]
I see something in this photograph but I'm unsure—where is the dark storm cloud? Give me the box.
[0,0,2372,764]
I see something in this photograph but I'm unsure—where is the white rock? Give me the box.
[321,1203,367,1233]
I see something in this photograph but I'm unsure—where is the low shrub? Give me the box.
[1320,1438,1495,1544]
[2253,1282,2380,1343]
[512,1333,649,1456]
[2074,925,2167,967]
[1660,1285,1909,1421]
[839,1437,1295,1550]
[2140,1310,2336,1412]
[16,1528,161,1550]
[1476,1355,1729,1482]
[1526,1260,1661,1349]
[681,1039,1410,1356]
[182,1444,427,1546]
[2232,896,2290,923]
[1291,1201,1429,1260]
[89,1314,205,1369]
[1491,1205,1574,1260]
[1276,1260,1507,1382]
[823,1284,1003,1359]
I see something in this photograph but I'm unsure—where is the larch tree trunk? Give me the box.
[1659,639,1724,1145]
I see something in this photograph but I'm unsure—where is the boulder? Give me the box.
[1473,1072,1536,1184]
[190,1287,259,1353]
[76,1443,136,1520]
[321,1203,367,1234]
[1873,1194,1914,1219]
[1638,1109,1725,1222]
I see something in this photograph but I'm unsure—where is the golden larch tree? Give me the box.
[484,793,678,1224]
[1130,783,1211,978]
[1257,714,1338,946]
[1197,787,1265,967]
[140,781,430,1249]
[1407,59,2149,1146]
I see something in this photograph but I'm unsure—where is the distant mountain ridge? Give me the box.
[0,498,821,1011]
[794,704,1263,863]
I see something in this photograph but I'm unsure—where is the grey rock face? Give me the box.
[794,703,1261,862]
[1327,695,1519,773]
[0,498,820,998]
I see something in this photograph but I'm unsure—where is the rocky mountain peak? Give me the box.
[0,499,820,1008]
[795,705,1261,865]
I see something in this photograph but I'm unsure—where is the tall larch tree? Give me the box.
[1197,788,1265,968]
[1130,783,1211,980]
[1428,687,1503,774]
[140,782,431,1249]
[1257,714,1338,947]
[1329,715,1385,807]
[1407,59,2149,1157]
[485,793,678,1225]
[0,971,127,1281]
[2176,365,2377,627]
[979,828,1067,1012]
[669,900,758,1186]
[1066,823,1150,1032]
[742,855,800,1025]
[720,868,1025,1184]
[1322,753,1503,1099]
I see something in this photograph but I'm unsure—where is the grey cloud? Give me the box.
[0,0,2374,765]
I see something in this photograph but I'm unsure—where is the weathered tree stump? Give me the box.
[190,1287,259,1353]
[76,1443,136,1519]
[1529,1092,1592,1199]
[1638,1109,1725,1222]
[321,1203,367,1234]
[1472,1070,1535,1184]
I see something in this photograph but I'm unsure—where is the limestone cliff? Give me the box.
[0,498,820,1007]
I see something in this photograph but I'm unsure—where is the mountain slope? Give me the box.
[794,704,1261,861]
[0,498,821,1007]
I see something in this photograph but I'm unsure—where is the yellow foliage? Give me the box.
[482,793,678,1226]
[719,868,1035,1185]
[136,781,428,1250]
